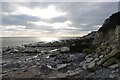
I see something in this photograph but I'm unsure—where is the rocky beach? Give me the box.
[1,12,120,79]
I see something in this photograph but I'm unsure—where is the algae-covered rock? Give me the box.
[108,49,120,59]
[98,55,110,65]
[98,49,120,66]
[103,58,118,67]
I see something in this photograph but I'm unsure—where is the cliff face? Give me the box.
[77,12,120,70]
[92,12,120,67]
[99,12,120,32]
[94,12,120,49]
[71,12,120,54]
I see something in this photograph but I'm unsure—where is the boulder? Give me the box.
[79,60,86,67]
[99,55,104,59]
[60,47,70,53]
[40,65,52,75]
[56,73,68,78]
[67,69,82,77]
[86,58,93,63]
[108,49,120,59]
[69,53,85,62]
[103,58,117,67]
[46,64,68,71]
[56,64,68,70]
[88,61,95,69]
[94,54,99,58]
[109,64,118,69]
[85,54,91,59]
[82,64,88,70]
[112,69,118,73]
[12,48,19,53]
[93,58,99,62]
[109,73,119,78]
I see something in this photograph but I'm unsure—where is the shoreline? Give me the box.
[1,38,119,78]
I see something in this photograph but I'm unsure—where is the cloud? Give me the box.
[2,2,118,37]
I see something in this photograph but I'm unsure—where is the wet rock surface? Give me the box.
[2,41,119,79]
[2,42,87,78]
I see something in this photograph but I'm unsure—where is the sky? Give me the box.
[1,2,118,37]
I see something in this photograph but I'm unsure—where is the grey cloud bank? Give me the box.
[2,2,118,37]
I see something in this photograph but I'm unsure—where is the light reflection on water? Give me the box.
[2,37,77,47]
[37,37,59,42]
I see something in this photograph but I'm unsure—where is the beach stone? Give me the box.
[112,69,119,73]
[82,64,88,70]
[49,49,60,53]
[109,64,118,69]
[92,68,112,78]
[85,54,91,59]
[69,53,85,62]
[56,64,68,70]
[79,60,86,67]
[109,73,118,78]
[93,58,99,62]
[57,73,68,78]
[67,69,82,76]
[88,61,95,69]
[40,65,52,75]
[94,54,99,58]
[99,55,104,59]
[12,48,19,53]
[86,58,93,63]
[60,47,70,53]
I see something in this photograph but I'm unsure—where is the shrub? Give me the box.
[82,49,91,55]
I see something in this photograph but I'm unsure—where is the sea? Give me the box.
[1,37,78,47]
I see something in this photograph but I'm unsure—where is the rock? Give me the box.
[109,64,118,69]
[49,49,60,53]
[46,64,68,71]
[82,64,88,70]
[97,55,110,66]
[85,54,91,59]
[46,54,57,59]
[79,60,86,67]
[67,69,82,76]
[57,73,68,78]
[12,48,19,53]
[40,65,52,75]
[86,58,93,63]
[56,64,68,70]
[13,68,18,71]
[109,73,118,78]
[69,53,85,62]
[17,45,26,51]
[88,61,95,69]
[108,49,120,58]
[103,58,117,67]
[93,58,99,62]
[60,47,70,53]
[94,54,99,58]
[99,55,104,59]
[112,69,118,73]
[23,69,27,72]
[92,68,112,78]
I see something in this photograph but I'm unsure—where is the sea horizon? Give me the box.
[1,37,78,47]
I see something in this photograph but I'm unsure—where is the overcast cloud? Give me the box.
[1,2,118,37]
